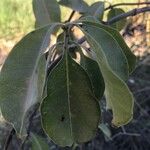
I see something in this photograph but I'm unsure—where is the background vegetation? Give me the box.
[0,0,138,39]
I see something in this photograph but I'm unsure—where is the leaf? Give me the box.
[0,24,60,136]
[96,23,136,73]
[31,133,49,150]
[82,22,129,81]
[79,21,134,127]
[86,2,104,20]
[58,0,89,13]
[77,49,105,100]
[79,17,136,73]
[41,52,100,146]
[107,8,126,31]
[33,0,61,28]
[80,55,105,100]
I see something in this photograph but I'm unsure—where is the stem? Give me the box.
[72,143,78,150]
[105,2,150,11]
[67,10,76,22]
[63,25,70,51]
[77,6,150,45]
[105,7,150,25]
[4,128,16,150]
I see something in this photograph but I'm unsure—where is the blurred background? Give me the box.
[0,0,150,150]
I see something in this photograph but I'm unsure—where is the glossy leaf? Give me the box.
[58,0,89,13]
[41,52,100,146]
[33,0,61,28]
[79,21,134,127]
[86,2,104,20]
[107,8,126,31]
[31,133,49,150]
[0,24,60,135]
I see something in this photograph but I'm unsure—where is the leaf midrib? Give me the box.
[65,53,73,142]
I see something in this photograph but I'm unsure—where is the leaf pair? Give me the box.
[78,20,136,127]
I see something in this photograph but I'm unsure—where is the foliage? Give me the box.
[0,0,137,148]
[0,0,34,38]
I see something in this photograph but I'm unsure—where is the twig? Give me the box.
[111,132,140,140]
[67,10,76,22]
[133,87,150,94]
[77,7,150,45]
[105,2,150,11]
[4,128,16,150]
[47,55,62,75]
[105,7,150,25]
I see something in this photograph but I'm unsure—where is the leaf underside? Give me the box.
[0,24,60,135]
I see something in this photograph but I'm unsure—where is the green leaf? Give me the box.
[31,133,49,150]
[41,52,100,146]
[33,0,61,28]
[81,22,129,81]
[86,2,104,20]
[79,17,136,73]
[79,21,134,127]
[78,49,105,100]
[107,8,126,31]
[95,23,136,73]
[58,0,89,13]
[0,24,60,136]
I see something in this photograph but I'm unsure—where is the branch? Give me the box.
[77,6,150,46]
[78,4,150,44]
[105,7,150,25]
[105,2,150,11]
[66,10,76,22]
[110,132,140,140]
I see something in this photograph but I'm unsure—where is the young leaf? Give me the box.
[41,52,100,146]
[81,22,129,81]
[86,2,104,20]
[107,8,126,31]
[79,21,134,127]
[0,24,60,136]
[58,0,89,13]
[33,0,61,28]
[30,133,49,150]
